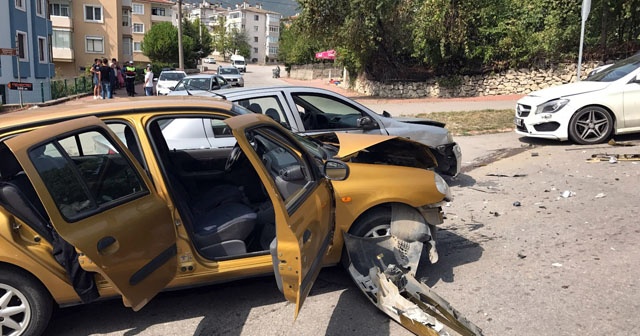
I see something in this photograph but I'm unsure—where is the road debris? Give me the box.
[513,201,521,207]
[531,152,539,157]
[561,191,576,198]
[608,139,636,147]
[586,153,640,162]
[552,263,563,267]
[486,173,527,178]
[594,193,606,199]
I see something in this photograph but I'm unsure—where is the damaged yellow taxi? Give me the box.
[0,97,481,336]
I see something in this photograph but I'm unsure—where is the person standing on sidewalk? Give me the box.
[124,61,137,97]
[98,58,112,99]
[144,64,154,96]
[91,58,101,99]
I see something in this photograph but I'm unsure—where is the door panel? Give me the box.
[225,114,334,317]
[5,116,177,311]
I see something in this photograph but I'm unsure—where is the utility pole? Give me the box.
[177,0,184,70]
[577,0,591,81]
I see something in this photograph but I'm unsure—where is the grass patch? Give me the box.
[413,109,515,136]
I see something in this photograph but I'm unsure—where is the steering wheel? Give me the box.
[225,143,243,172]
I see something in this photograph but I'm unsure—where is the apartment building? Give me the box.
[49,0,173,78]
[131,0,174,63]
[1,0,55,105]
[183,1,280,65]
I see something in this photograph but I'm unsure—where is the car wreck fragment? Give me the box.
[344,232,484,336]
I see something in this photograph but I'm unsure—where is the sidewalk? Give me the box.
[64,82,148,105]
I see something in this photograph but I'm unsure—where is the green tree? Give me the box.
[142,22,184,64]
[181,18,214,68]
[227,29,251,60]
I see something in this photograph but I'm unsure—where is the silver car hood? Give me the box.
[378,117,451,147]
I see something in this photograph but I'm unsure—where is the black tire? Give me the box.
[0,268,53,336]
[341,207,392,268]
[568,106,613,145]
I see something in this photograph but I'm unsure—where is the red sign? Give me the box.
[8,82,33,91]
[0,48,16,56]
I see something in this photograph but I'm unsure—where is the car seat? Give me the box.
[264,108,281,123]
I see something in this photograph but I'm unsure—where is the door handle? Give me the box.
[97,236,119,255]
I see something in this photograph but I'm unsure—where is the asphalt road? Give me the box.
[45,64,640,336]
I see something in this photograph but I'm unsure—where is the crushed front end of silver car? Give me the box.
[344,232,484,336]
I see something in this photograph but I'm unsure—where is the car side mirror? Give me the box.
[323,159,349,181]
[153,78,158,82]
[357,116,378,130]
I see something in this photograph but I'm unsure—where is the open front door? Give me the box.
[5,116,177,311]
[225,114,334,317]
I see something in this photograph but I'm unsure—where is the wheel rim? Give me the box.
[0,284,31,336]
[573,109,610,143]
[363,224,391,238]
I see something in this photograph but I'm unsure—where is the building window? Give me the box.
[133,23,144,33]
[122,9,131,27]
[253,47,258,53]
[84,5,103,23]
[254,15,259,21]
[86,36,104,53]
[133,42,142,52]
[132,3,144,15]
[269,47,278,54]
[38,37,47,63]
[229,12,239,19]
[16,31,28,61]
[123,37,132,56]
[15,0,26,11]
[152,7,166,16]
[269,26,279,33]
[50,3,70,17]
[254,26,258,31]
[254,37,258,43]
[36,0,46,17]
[268,36,278,43]
[53,29,72,49]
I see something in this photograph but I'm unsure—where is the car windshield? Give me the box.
[159,72,186,81]
[219,68,240,75]
[174,78,211,91]
[586,55,640,82]
[288,132,337,160]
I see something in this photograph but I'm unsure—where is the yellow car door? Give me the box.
[5,116,177,311]
[225,114,336,318]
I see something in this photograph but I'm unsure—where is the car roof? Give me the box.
[183,74,219,79]
[0,96,232,136]
[159,70,186,74]
[216,86,332,98]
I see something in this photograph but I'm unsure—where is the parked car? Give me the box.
[217,66,245,87]
[154,70,187,96]
[0,97,482,336]
[166,74,231,96]
[515,53,640,144]
[204,57,216,64]
[212,86,461,176]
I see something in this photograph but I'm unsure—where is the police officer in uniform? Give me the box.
[124,61,137,96]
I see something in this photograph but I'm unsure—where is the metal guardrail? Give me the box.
[49,76,93,101]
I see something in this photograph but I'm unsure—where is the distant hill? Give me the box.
[182,0,300,17]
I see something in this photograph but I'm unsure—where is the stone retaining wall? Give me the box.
[289,64,344,80]
[291,62,605,98]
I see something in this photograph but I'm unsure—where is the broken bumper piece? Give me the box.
[344,233,484,336]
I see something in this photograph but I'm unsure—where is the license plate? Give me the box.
[514,118,523,126]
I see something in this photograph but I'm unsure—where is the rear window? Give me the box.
[159,72,186,81]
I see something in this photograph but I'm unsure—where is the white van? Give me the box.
[230,55,246,72]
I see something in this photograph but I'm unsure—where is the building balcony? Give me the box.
[50,16,73,29]
[52,47,74,62]
[122,0,132,7]
[122,24,132,35]
[151,15,172,22]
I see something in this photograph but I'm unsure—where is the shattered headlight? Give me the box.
[535,98,569,114]
[434,173,452,201]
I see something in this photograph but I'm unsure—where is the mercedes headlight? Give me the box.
[535,99,569,114]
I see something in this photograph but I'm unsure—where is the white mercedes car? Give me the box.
[515,54,640,144]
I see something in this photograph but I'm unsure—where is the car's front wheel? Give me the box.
[568,106,614,145]
[0,268,53,336]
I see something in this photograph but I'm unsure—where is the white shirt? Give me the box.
[144,71,153,88]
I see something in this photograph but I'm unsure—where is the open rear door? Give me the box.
[5,116,177,311]
[225,114,334,317]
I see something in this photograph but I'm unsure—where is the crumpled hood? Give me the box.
[526,81,610,99]
[313,132,438,171]
[378,117,451,147]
